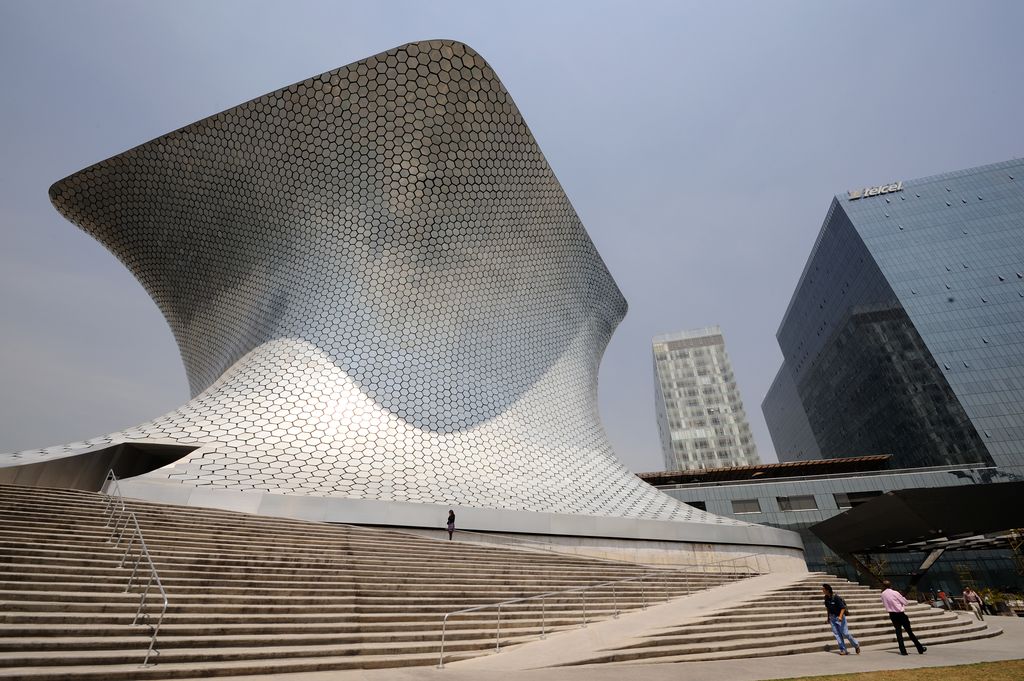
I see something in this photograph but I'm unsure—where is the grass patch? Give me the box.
[780,659,1024,681]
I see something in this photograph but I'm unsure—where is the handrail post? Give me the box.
[641,574,647,610]
[121,529,138,569]
[112,507,131,549]
[126,539,144,593]
[612,582,618,618]
[134,570,155,625]
[108,505,122,543]
[437,614,449,668]
[142,600,165,667]
[582,589,587,627]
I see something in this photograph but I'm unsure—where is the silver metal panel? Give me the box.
[1,40,797,545]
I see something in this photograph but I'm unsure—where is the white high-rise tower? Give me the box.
[653,326,760,471]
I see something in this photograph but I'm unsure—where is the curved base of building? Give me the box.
[112,475,806,570]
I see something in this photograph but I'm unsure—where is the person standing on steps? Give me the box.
[446,509,456,540]
[964,586,985,621]
[822,583,860,655]
[881,580,927,655]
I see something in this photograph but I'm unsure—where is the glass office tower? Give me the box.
[763,367,821,462]
[764,159,1024,468]
[653,326,760,470]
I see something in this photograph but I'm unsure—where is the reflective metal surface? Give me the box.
[4,40,739,525]
[765,159,1024,469]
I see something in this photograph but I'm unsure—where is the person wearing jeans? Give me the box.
[880,580,927,655]
[822,584,860,655]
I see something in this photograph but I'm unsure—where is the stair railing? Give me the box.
[700,552,769,574]
[101,469,168,667]
[437,571,680,669]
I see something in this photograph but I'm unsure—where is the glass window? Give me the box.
[732,499,761,514]
[777,495,818,511]
[687,500,707,511]
[834,491,883,509]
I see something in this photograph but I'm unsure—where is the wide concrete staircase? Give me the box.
[0,483,750,679]
[570,572,1001,664]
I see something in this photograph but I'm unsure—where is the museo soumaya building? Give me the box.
[0,40,802,568]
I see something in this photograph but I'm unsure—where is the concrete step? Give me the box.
[0,496,652,566]
[0,623,577,649]
[660,606,943,625]
[0,482,748,678]
[0,601,633,622]
[0,632,539,667]
[654,611,959,635]
[3,585,716,607]
[0,542,677,576]
[0,608,591,627]
[0,626,566,652]
[577,619,995,664]
[630,614,974,648]
[598,626,1002,665]
[0,579,695,601]
[561,574,1001,666]
[0,649,480,680]
[0,561,712,585]
[0,578,687,601]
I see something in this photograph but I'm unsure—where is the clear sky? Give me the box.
[1,0,1022,471]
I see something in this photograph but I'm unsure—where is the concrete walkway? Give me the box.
[168,605,1024,681]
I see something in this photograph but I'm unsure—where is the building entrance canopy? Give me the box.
[810,481,1024,588]
[810,481,1024,555]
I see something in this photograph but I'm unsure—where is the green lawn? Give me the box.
[782,660,1024,681]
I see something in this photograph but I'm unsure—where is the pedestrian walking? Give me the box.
[963,586,985,621]
[822,584,860,655]
[880,580,927,655]
[446,509,456,540]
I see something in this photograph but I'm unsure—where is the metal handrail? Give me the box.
[704,553,769,574]
[102,470,168,666]
[437,571,684,668]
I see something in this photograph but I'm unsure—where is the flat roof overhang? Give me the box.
[638,454,892,486]
[809,480,1024,555]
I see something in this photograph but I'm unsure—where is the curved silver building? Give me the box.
[1,40,801,562]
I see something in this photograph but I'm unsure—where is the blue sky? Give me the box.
[1,0,1022,470]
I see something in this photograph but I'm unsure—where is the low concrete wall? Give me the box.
[400,527,806,572]
[116,476,806,571]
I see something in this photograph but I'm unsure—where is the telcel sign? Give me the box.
[848,181,903,201]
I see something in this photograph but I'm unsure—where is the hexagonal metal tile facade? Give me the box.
[9,40,739,526]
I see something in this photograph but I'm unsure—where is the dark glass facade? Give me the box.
[762,367,821,462]
[765,159,1024,469]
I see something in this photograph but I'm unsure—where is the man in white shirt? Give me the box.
[880,580,927,655]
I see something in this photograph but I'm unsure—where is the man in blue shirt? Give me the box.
[822,583,860,655]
